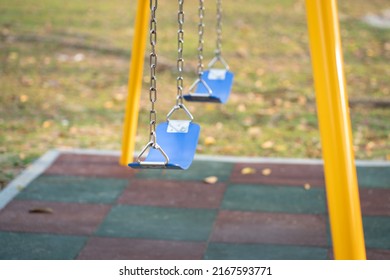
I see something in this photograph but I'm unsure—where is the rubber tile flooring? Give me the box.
[0,153,389,260]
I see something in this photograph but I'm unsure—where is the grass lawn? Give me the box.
[0,0,389,188]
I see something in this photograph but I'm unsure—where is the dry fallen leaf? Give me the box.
[114,93,126,101]
[248,127,261,137]
[241,167,256,175]
[204,176,218,184]
[29,208,53,214]
[19,95,29,103]
[261,141,274,149]
[237,104,246,112]
[204,136,216,146]
[262,168,272,176]
[42,120,52,129]
[365,141,375,150]
[298,96,307,106]
[304,183,311,190]
[104,101,114,109]
[274,98,283,106]
[220,145,235,153]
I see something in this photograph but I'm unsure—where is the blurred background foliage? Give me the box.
[0,0,389,188]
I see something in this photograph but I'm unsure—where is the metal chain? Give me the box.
[215,0,222,57]
[149,0,158,145]
[176,0,185,106]
[197,0,205,78]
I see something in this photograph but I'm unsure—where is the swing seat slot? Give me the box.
[184,69,234,103]
[129,121,200,170]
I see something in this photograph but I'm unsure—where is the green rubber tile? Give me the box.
[135,160,234,182]
[363,217,390,249]
[205,243,328,260]
[357,166,390,188]
[222,184,326,214]
[16,175,128,204]
[97,205,217,241]
[0,232,86,260]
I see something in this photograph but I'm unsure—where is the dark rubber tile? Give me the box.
[328,248,390,260]
[357,166,390,188]
[0,232,86,260]
[205,243,328,260]
[78,237,206,260]
[0,200,110,235]
[211,210,327,246]
[360,188,390,216]
[97,205,217,241]
[366,249,390,260]
[118,179,226,209]
[17,175,128,204]
[222,184,326,214]
[363,216,390,249]
[45,153,135,179]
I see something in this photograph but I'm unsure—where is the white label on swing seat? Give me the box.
[167,120,190,133]
[208,69,227,80]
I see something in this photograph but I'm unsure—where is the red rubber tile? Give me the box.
[0,200,110,235]
[44,153,135,178]
[118,179,226,209]
[211,210,327,246]
[360,189,390,216]
[230,163,325,187]
[328,249,390,260]
[77,237,206,260]
[366,249,390,260]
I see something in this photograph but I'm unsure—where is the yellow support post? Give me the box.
[305,0,366,259]
[120,0,150,166]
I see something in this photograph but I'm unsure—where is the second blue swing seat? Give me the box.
[129,116,200,170]
[183,69,234,103]
[184,56,234,103]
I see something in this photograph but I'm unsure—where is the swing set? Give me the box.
[121,0,367,260]
[129,0,233,169]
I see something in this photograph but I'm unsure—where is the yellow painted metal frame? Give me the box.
[121,0,366,259]
[305,0,366,259]
[119,0,150,166]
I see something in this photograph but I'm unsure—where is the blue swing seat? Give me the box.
[129,121,200,170]
[184,69,234,103]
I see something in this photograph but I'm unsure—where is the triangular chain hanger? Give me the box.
[183,0,234,104]
[130,0,200,170]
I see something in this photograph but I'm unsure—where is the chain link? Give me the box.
[176,0,185,106]
[197,0,205,78]
[149,0,158,145]
[215,0,222,57]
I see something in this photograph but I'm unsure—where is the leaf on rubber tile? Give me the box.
[28,208,53,214]
[203,176,218,184]
[262,168,272,176]
[241,167,256,175]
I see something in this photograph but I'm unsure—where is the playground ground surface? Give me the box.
[0,149,389,260]
[1,0,390,190]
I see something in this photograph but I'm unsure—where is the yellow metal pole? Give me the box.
[305,0,366,259]
[120,0,150,165]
